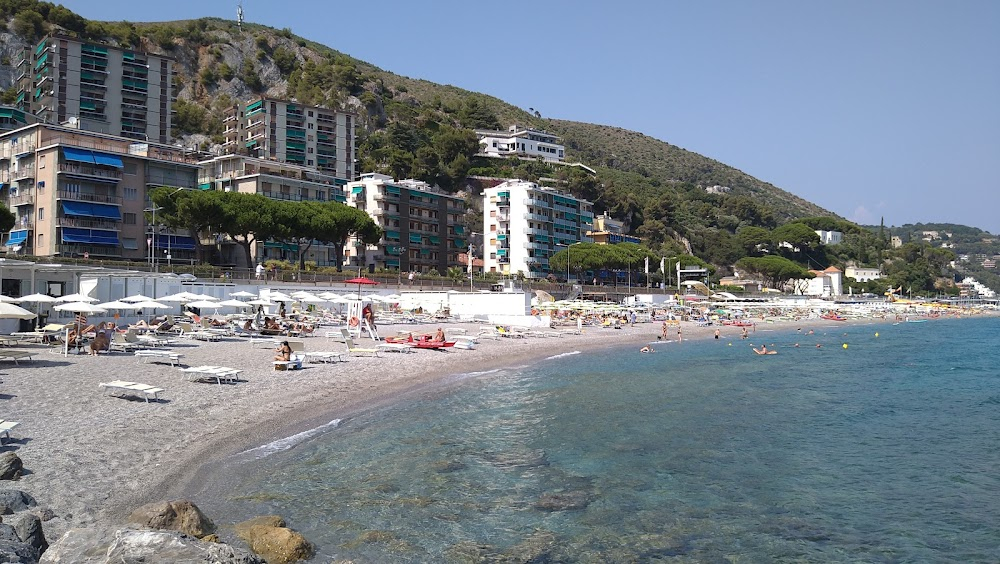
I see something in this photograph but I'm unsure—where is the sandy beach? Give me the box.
[0,313,952,544]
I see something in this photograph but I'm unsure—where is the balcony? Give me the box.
[260,191,302,202]
[524,198,551,207]
[523,212,550,222]
[9,192,34,207]
[56,217,121,230]
[56,244,122,258]
[56,190,123,205]
[57,163,122,182]
[12,166,35,180]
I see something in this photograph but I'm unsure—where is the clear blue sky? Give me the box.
[58,0,1000,234]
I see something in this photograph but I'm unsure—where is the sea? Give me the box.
[197,316,1000,563]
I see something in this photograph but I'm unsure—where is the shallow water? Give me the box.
[202,317,1000,562]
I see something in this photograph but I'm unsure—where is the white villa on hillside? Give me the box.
[815,230,843,245]
[792,266,843,297]
[844,266,882,282]
[475,125,565,162]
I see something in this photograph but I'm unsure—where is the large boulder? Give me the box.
[7,512,48,555]
[126,500,215,538]
[0,520,43,562]
[40,527,265,564]
[234,516,314,564]
[0,490,36,514]
[0,453,23,480]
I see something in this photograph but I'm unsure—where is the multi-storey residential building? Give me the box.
[222,97,355,180]
[15,35,174,143]
[482,180,593,279]
[198,154,349,267]
[475,125,565,162]
[344,173,466,273]
[587,212,641,245]
[0,123,200,261]
[0,106,38,134]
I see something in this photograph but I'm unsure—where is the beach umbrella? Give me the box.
[344,276,378,297]
[132,300,169,310]
[290,290,316,299]
[218,299,253,308]
[318,292,341,300]
[121,294,153,303]
[98,300,142,310]
[0,295,18,303]
[0,302,39,320]
[230,291,257,299]
[184,300,224,310]
[15,293,58,329]
[246,299,275,306]
[267,291,293,302]
[297,295,328,304]
[54,301,107,355]
[55,293,97,303]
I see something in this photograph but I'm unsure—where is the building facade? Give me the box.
[198,154,349,267]
[482,180,594,279]
[0,123,200,261]
[475,125,565,162]
[222,97,355,180]
[587,212,641,245]
[815,230,843,245]
[16,35,174,143]
[344,173,466,273]
[0,106,38,134]
[844,266,882,282]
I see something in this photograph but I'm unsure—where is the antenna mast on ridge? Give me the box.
[237,2,244,32]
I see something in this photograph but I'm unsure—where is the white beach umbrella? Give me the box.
[132,301,169,310]
[15,293,59,329]
[98,300,142,311]
[382,294,402,301]
[247,299,275,306]
[54,302,107,314]
[218,299,253,308]
[0,295,18,303]
[0,302,39,320]
[230,291,257,299]
[267,291,293,302]
[191,293,220,301]
[55,293,97,303]
[184,300,224,310]
[342,293,360,301]
[297,295,327,304]
[290,290,316,299]
[121,294,153,303]
[318,292,342,300]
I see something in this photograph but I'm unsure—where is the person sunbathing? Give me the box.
[274,341,292,362]
[89,332,109,356]
[433,328,446,342]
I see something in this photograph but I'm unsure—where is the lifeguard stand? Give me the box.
[347,300,380,341]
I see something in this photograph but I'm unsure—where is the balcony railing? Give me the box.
[55,190,123,205]
[9,192,34,207]
[260,191,302,202]
[56,217,121,230]
[57,163,122,181]
[12,166,35,180]
[56,244,123,257]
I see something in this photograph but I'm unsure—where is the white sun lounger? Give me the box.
[134,350,184,366]
[99,380,165,403]
[305,351,347,363]
[0,350,34,364]
[180,366,241,385]
[0,420,20,443]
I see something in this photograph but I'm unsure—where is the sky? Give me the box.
[56,0,1000,234]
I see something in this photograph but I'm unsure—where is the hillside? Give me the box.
[1,6,835,271]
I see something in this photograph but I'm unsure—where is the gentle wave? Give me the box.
[237,418,342,459]
[545,350,581,360]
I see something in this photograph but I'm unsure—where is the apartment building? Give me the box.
[15,35,174,143]
[0,123,200,261]
[587,212,641,245]
[482,180,594,279]
[222,97,355,180]
[344,173,466,273]
[475,125,565,162]
[0,106,38,134]
[198,154,349,267]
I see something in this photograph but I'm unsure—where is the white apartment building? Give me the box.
[815,230,843,245]
[482,180,593,279]
[475,125,565,162]
[344,173,466,273]
[844,266,882,282]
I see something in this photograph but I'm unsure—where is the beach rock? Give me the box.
[504,529,557,562]
[7,512,47,555]
[0,453,23,481]
[234,516,315,564]
[40,527,265,563]
[0,491,36,513]
[0,537,41,563]
[126,500,216,538]
[534,490,592,512]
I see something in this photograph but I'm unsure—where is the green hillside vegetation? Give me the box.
[0,2,993,293]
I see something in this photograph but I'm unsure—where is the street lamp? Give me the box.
[144,187,187,273]
[557,242,581,284]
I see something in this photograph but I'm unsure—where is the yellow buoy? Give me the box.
[875,332,879,338]
[842,343,848,349]
[728,342,732,346]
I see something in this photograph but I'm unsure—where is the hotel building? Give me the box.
[0,123,201,261]
[222,97,356,180]
[15,35,175,143]
[482,180,593,279]
[344,173,467,273]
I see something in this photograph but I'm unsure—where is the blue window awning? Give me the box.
[61,201,122,220]
[61,147,124,168]
[62,147,96,164]
[6,230,28,246]
[92,151,124,168]
[153,235,196,251]
[61,227,119,246]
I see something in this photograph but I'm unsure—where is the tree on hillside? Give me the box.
[736,226,772,256]
[736,256,814,290]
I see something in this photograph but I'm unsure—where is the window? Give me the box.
[124,187,138,200]
[124,162,138,175]
[307,159,314,166]
[123,212,137,225]
[122,238,138,250]
[39,155,45,169]
[37,208,44,220]
[36,234,42,248]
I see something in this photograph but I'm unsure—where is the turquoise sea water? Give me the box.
[201,317,1000,562]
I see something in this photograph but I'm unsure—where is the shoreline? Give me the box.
[0,313,985,545]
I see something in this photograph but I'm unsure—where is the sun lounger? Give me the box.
[0,350,33,364]
[376,342,415,354]
[109,333,141,353]
[134,350,184,366]
[0,420,19,443]
[340,329,382,357]
[99,380,165,403]
[273,353,305,371]
[180,365,241,385]
[452,335,478,350]
[305,351,347,363]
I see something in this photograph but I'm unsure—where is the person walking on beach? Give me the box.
[677,325,682,342]
[714,328,720,340]
[662,321,668,339]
